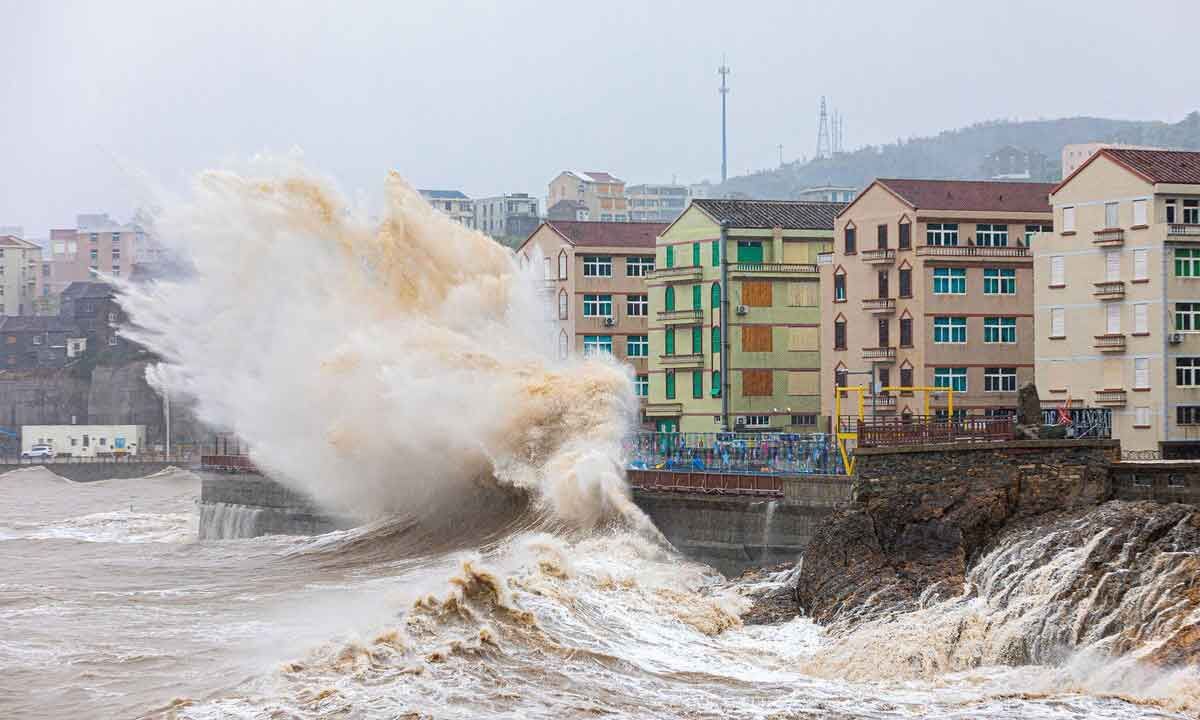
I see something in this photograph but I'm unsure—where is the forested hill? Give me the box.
[719,112,1200,199]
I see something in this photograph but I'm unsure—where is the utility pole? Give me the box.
[816,96,831,160]
[719,57,730,184]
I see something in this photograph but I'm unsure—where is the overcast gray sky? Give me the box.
[4,0,1198,235]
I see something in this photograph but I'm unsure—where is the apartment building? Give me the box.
[547,171,628,222]
[473,193,539,240]
[516,220,665,411]
[821,179,1054,422]
[0,234,45,316]
[1037,148,1200,457]
[645,199,843,433]
[626,184,690,223]
[1061,143,1162,178]
[45,215,146,293]
[797,185,858,203]
[418,190,474,227]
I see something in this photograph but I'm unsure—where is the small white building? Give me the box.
[22,424,147,457]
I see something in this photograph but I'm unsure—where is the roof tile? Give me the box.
[691,199,845,230]
[1103,148,1200,185]
[876,178,1054,214]
[545,220,665,248]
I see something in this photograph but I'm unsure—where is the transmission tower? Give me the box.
[719,58,730,183]
[815,96,832,160]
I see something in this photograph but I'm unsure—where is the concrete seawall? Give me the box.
[197,472,357,539]
[0,461,179,482]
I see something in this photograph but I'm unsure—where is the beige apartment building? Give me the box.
[1061,143,1162,178]
[46,215,147,294]
[0,235,44,316]
[821,179,1054,422]
[547,171,628,222]
[1037,148,1200,457]
[516,220,665,412]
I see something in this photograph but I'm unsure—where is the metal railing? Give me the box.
[915,245,1030,258]
[855,415,1014,448]
[628,469,784,496]
[1041,407,1112,439]
[625,431,844,476]
[0,451,197,465]
[1168,224,1200,237]
[732,262,818,274]
[657,309,703,322]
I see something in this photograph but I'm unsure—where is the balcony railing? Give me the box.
[1094,334,1127,352]
[865,395,897,411]
[855,415,1014,448]
[650,265,703,281]
[1094,389,1128,406]
[660,353,704,368]
[731,262,818,274]
[862,346,896,362]
[657,308,702,324]
[644,403,683,417]
[862,297,895,314]
[861,248,896,264]
[1168,224,1200,237]
[915,245,1030,258]
[1093,228,1125,246]
[1093,281,1126,300]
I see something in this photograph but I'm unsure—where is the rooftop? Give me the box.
[1099,148,1200,186]
[544,220,665,248]
[418,189,470,200]
[562,170,623,185]
[872,178,1054,214]
[61,281,116,301]
[0,235,42,250]
[691,198,846,230]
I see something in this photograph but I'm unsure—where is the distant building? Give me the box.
[1061,142,1162,178]
[796,185,859,203]
[0,234,45,317]
[60,281,125,352]
[473,193,540,239]
[22,424,146,457]
[547,171,627,222]
[45,215,150,295]
[982,146,1057,181]
[547,200,591,222]
[626,184,689,223]
[418,190,474,227]
[0,316,87,369]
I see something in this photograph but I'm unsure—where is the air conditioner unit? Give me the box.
[734,416,746,427]
[735,305,748,316]
[603,317,615,327]
[1171,333,1185,344]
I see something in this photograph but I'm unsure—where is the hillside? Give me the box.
[719,112,1200,199]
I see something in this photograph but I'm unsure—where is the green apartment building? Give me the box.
[645,199,844,433]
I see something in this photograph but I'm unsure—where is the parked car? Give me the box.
[21,444,56,460]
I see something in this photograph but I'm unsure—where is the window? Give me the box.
[711,370,721,398]
[877,224,888,249]
[1024,224,1051,245]
[877,318,890,347]
[1050,256,1065,286]
[1135,406,1151,428]
[736,241,763,263]
[626,256,654,277]
[626,294,647,317]
[934,316,967,343]
[558,290,568,319]
[834,273,846,301]
[899,317,913,347]
[1167,199,1178,224]
[1107,303,1121,334]
[692,243,701,267]
[582,294,612,317]
[898,267,912,297]
[544,257,552,280]
[934,367,968,392]
[899,222,911,250]
[665,328,675,355]
[711,283,721,309]
[975,224,1008,247]
[1178,406,1200,425]
[1186,200,1199,224]
[1104,202,1119,228]
[1050,307,1065,337]
[1133,199,1148,226]
[633,375,647,397]
[666,246,675,268]
[692,370,703,399]
[711,240,720,266]
[984,317,1016,344]
[1134,249,1148,281]
[558,332,568,359]
[1134,303,1149,335]
[583,256,612,277]
[835,368,848,388]
[1177,358,1200,387]
[1063,206,1076,232]
[1177,248,1200,277]
[900,366,913,389]
[1135,358,1149,389]
[834,319,846,350]
[844,227,856,254]
[690,284,701,310]
[927,223,959,246]
[984,367,1017,392]
[983,267,1016,295]
[744,415,771,428]
[1177,303,1200,331]
[583,335,612,355]
[932,267,966,294]
[664,286,675,312]
[791,414,817,426]
[712,326,721,353]
[32,336,42,345]
[666,371,676,399]
[691,327,702,354]
[877,270,889,299]
[627,335,648,357]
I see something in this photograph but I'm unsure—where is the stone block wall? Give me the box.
[1110,462,1200,505]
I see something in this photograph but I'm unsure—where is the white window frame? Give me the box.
[626,294,648,317]
[932,267,966,295]
[583,335,613,355]
[1134,303,1149,335]
[1105,250,1121,282]
[582,294,612,317]
[626,256,655,277]
[634,375,648,397]
[975,223,1008,247]
[1133,199,1148,226]
[984,367,1017,392]
[1050,307,1066,338]
[626,335,649,357]
[558,332,568,359]
[1177,357,1200,387]
[1104,202,1119,228]
[1185,200,1200,225]
[558,251,568,280]
[1135,406,1151,427]
[1063,206,1076,232]
[1106,304,1122,334]
[1178,303,1200,332]
[933,316,967,344]
[933,367,968,392]
[744,415,771,428]
[1050,256,1065,286]
[558,290,568,320]
[1134,357,1150,390]
[983,267,1016,295]
[582,256,612,277]
[1134,249,1148,281]
[926,223,959,246]
[984,316,1017,344]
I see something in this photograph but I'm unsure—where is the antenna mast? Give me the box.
[719,57,730,183]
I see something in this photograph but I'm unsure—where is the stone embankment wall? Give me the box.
[1110,461,1200,505]
[198,473,357,539]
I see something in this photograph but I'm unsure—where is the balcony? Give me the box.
[862,297,895,314]
[1094,334,1127,353]
[865,395,897,411]
[649,265,703,282]
[660,353,704,368]
[1092,228,1125,246]
[861,248,896,264]
[1094,389,1127,406]
[657,308,703,324]
[1093,281,1126,300]
[730,262,818,278]
[644,402,683,418]
[862,346,896,363]
[915,245,1030,259]
[1168,224,1200,238]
